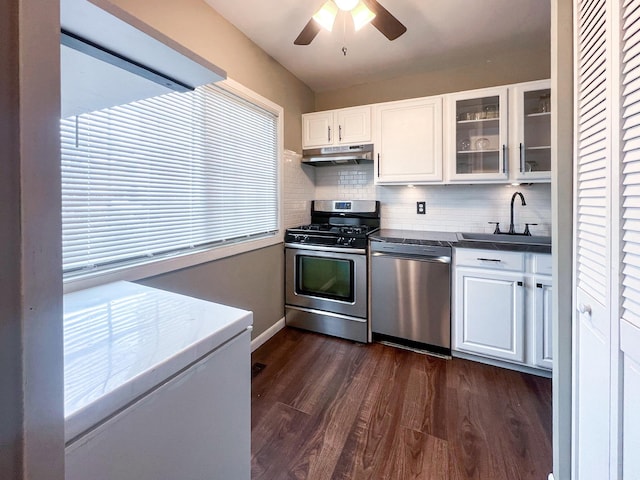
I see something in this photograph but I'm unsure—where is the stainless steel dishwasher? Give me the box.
[370,240,451,355]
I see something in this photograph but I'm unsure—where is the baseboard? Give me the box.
[452,350,552,378]
[251,317,285,352]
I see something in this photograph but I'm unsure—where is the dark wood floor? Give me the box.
[251,328,552,480]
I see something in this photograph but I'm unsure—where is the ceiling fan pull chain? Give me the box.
[342,13,348,56]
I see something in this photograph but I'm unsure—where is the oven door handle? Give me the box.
[284,243,366,255]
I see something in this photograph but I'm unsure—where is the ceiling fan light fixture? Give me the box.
[334,0,359,11]
[312,0,338,31]
[351,2,376,31]
[295,0,407,46]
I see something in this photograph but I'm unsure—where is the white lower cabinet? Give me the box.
[533,275,553,369]
[66,330,251,480]
[453,248,552,372]
[454,268,525,362]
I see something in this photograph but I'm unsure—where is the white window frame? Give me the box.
[63,78,284,294]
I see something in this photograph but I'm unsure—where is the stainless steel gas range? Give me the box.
[284,200,380,343]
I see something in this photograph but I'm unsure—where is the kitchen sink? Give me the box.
[458,232,552,245]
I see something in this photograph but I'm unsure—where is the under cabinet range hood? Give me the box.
[302,144,374,166]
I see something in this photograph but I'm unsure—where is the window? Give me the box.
[61,82,280,281]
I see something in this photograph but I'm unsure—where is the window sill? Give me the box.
[63,232,283,294]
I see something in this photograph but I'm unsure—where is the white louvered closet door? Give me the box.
[573,0,612,477]
[620,0,640,476]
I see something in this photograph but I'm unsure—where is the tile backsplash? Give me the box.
[377,183,551,235]
[282,150,315,228]
[286,162,552,236]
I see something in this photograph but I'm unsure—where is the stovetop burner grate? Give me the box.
[285,200,380,249]
[288,224,377,236]
[297,223,331,231]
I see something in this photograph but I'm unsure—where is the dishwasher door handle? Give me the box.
[371,251,451,264]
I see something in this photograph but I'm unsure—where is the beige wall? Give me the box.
[315,44,550,110]
[102,0,307,339]
[108,0,314,153]
[138,244,284,339]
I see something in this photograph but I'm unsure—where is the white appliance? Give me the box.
[63,282,252,480]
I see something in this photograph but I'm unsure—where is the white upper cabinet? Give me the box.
[336,107,371,145]
[302,111,333,148]
[373,96,443,184]
[510,80,552,182]
[446,86,509,182]
[445,81,552,184]
[302,106,371,148]
[300,80,551,185]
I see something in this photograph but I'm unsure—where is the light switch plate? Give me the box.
[417,201,426,214]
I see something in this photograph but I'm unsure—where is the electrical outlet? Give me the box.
[417,201,426,214]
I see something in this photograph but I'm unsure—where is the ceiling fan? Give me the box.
[294,0,407,46]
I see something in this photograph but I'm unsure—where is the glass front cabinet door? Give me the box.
[447,86,509,182]
[510,80,552,182]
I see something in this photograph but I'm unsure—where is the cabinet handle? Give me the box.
[517,281,524,287]
[536,283,543,288]
[502,144,508,174]
[477,257,501,262]
[520,143,526,173]
[377,153,380,177]
[339,125,342,142]
[328,126,331,142]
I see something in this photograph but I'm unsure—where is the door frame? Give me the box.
[552,0,574,478]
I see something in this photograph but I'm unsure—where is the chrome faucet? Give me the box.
[509,192,526,234]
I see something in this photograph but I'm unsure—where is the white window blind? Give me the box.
[61,83,278,278]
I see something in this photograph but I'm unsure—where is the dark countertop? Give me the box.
[370,229,458,247]
[370,229,552,254]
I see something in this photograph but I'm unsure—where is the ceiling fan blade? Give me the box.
[362,0,407,41]
[294,18,321,45]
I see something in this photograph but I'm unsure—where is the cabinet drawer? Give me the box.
[533,254,552,275]
[454,248,524,271]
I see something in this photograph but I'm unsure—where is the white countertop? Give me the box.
[63,281,252,442]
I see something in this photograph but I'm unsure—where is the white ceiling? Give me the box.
[203,0,550,92]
